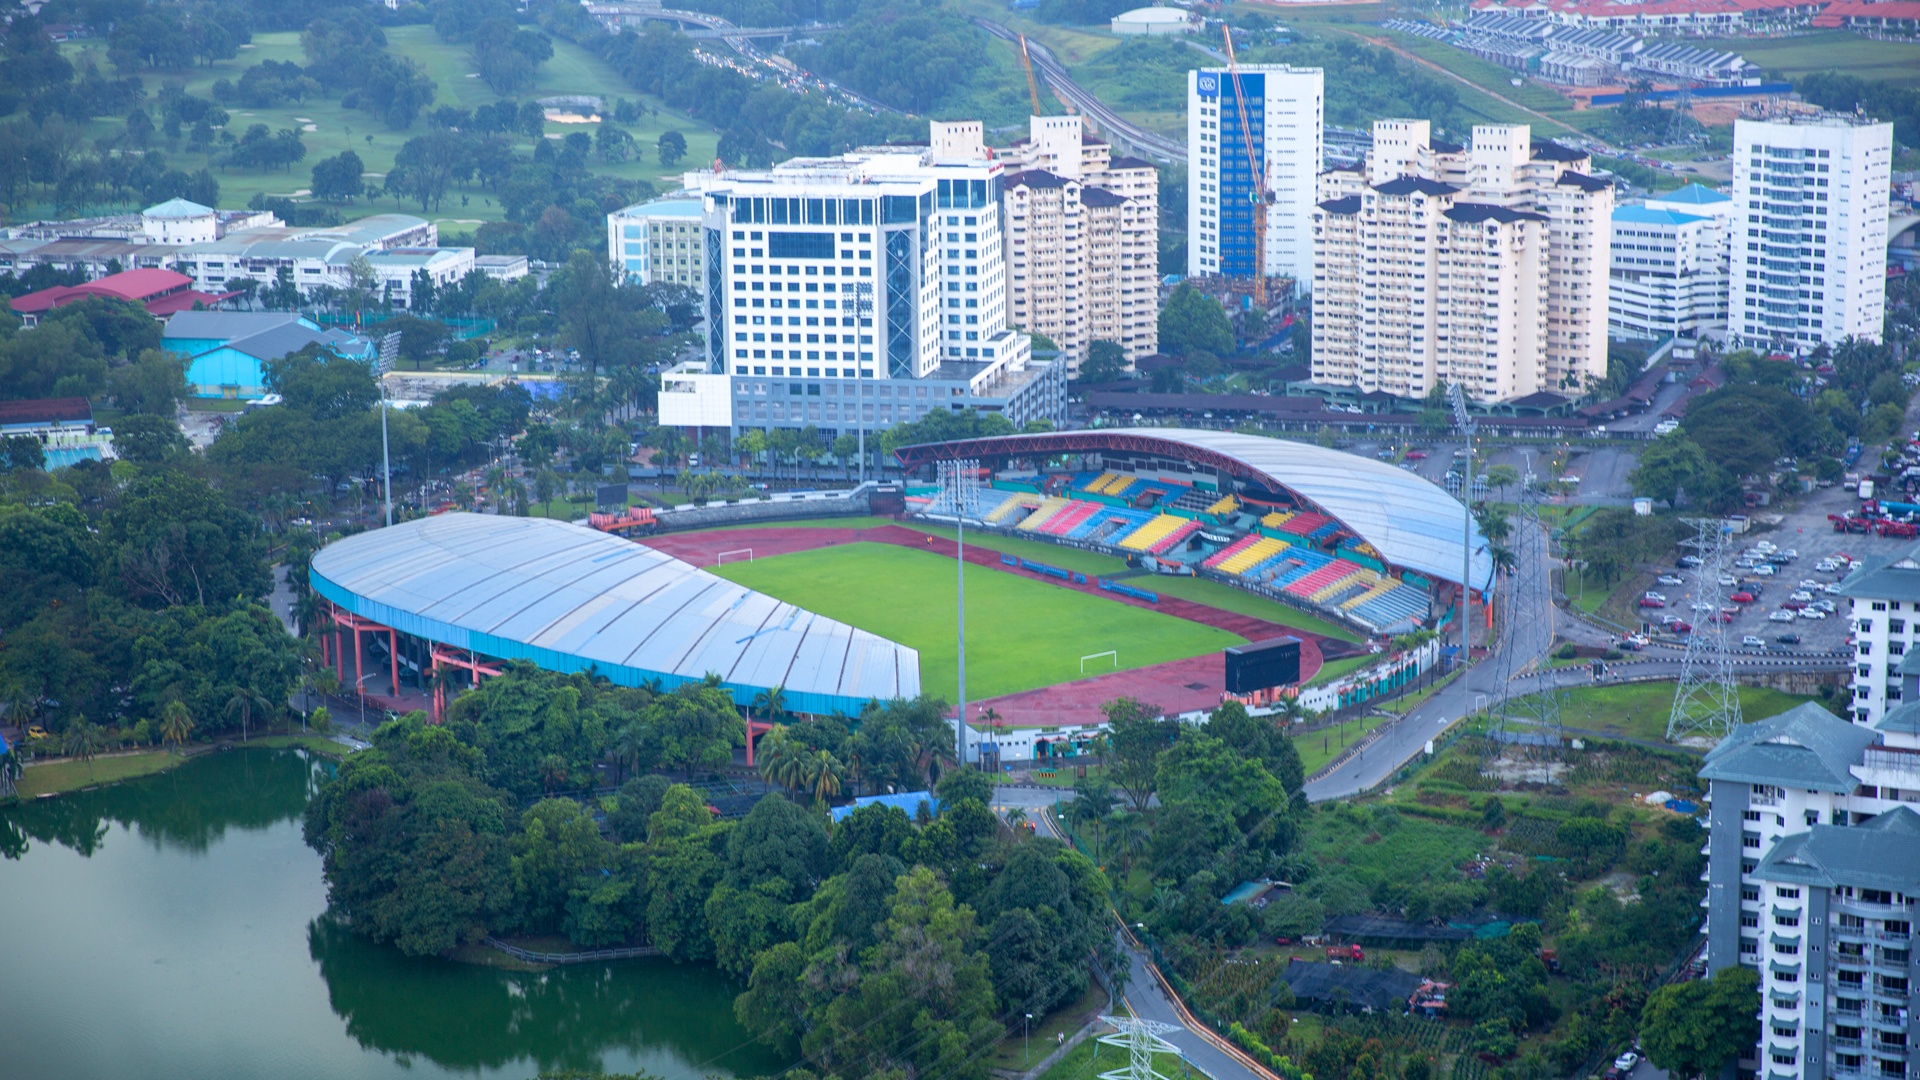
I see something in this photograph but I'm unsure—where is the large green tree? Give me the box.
[1158,283,1234,358]
[1639,966,1760,1079]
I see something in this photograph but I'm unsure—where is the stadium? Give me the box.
[894,427,1493,637]
[306,428,1487,756]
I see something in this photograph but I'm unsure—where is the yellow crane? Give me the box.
[1221,23,1270,308]
[1020,34,1044,117]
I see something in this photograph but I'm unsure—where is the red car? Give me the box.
[1639,597,1666,608]
[1671,621,1693,633]
[1782,600,1807,610]
[1406,451,1428,461]
[1730,591,1755,604]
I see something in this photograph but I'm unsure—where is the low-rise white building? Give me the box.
[1111,6,1196,35]
[607,196,706,288]
[1608,182,1734,357]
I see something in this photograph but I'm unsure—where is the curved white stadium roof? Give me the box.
[310,513,919,714]
[900,427,1492,591]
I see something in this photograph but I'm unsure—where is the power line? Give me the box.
[1667,518,1743,742]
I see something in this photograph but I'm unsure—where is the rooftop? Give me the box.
[309,513,920,716]
[143,198,215,219]
[1613,204,1710,226]
[1754,807,1920,894]
[1701,701,1875,793]
[1113,5,1193,21]
[1838,545,1920,604]
[1374,177,1461,197]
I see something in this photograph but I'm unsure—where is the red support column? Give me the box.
[388,628,398,704]
[352,626,364,700]
[430,652,441,723]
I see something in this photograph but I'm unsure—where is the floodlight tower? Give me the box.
[936,459,984,770]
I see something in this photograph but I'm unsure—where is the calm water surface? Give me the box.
[0,748,784,1080]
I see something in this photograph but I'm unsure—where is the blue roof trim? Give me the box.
[1613,205,1709,226]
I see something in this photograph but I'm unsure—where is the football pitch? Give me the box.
[709,542,1243,702]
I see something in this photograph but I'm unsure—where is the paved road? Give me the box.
[974,18,1184,163]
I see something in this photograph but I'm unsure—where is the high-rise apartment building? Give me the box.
[673,132,1063,437]
[1310,120,1612,403]
[1187,64,1324,285]
[1835,543,1920,729]
[989,116,1159,368]
[1608,183,1735,358]
[1701,699,1920,1080]
[1729,111,1893,354]
[607,197,705,288]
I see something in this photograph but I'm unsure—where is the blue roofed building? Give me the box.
[1608,183,1735,358]
[163,311,378,399]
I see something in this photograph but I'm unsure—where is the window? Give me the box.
[1777,887,1801,900]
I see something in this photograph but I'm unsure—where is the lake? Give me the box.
[0,747,785,1080]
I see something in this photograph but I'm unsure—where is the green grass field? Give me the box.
[14,750,183,799]
[710,542,1243,701]
[1700,31,1920,86]
[1519,681,1818,745]
[51,27,719,223]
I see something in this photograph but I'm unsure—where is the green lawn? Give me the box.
[1032,1031,1184,1080]
[710,542,1243,701]
[49,27,719,223]
[1517,681,1818,744]
[14,750,183,799]
[1383,31,1583,124]
[1296,715,1388,776]
[1699,30,1920,85]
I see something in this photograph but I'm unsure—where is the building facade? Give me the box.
[1729,111,1893,354]
[1838,545,1920,729]
[682,138,1063,439]
[1187,64,1324,285]
[1608,183,1735,357]
[1310,120,1613,403]
[993,116,1159,368]
[1702,700,1920,1080]
[607,197,706,288]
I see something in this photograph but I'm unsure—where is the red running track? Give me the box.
[643,524,1332,727]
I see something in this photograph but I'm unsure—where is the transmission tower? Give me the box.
[1667,518,1744,742]
[1096,1014,1184,1080]
[1485,482,1563,766]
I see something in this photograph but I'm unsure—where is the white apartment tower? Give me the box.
[1310,120,1613,403]
[1729,111,1893,354]
[989,115,1160,368]
[1187,64,1324,285]
[1701,700,1920,1080]
[679,135,1063,437]
[1608,183,1735,357]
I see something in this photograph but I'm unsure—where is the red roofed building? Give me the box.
[1809,0,1920,29]
[8,268,237,326]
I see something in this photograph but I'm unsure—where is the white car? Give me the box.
[1742,635,1766,647]
[1815,599,1837,612]
[1752,565,1776,577]
[1756,542,1778,554]
[1783,549,1799,559]
[1825,583,1844,594]
[1615,1052,1640,1073]
[1799,579,1821,589]
[1769,610,1798,622]
[1658,575,1685,586]
[1691,602,1717,612]
[1680,555,1703,567]
[1790,591,1814,603]
[1799,607,1829,619]
[1644,591,1667,602]
[1718,574,1738,586]
[1816,559,1839,572]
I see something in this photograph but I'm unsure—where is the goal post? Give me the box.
[716,548,754,566]
[1080,650,1118,674]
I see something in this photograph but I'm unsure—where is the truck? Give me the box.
[1325,943,1364,962]
[1861,479,1877,501]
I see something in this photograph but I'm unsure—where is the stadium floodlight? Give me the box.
[936,459,983,770]
[1447,382,1476,668]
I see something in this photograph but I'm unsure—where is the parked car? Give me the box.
[1658,575,1685,586]
[1730,591,1755,604]
[1680,555,1703,567]
[1615,1051,1640,1073]
[1639,597,1666,608]
[1777,633,1802,644]
[1718,573,1738,586]
[1799,607,1828,619]
[1742,635,1766,647]
[1769,610,1798,622]
[1644,591,1667,602]
[1752,565,1776,577]
[1790,591,1815,603]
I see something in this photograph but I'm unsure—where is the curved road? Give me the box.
[974,18,1184,163]
[1303,521,1848,801]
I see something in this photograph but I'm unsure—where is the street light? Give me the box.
[1024,1013,1033,1066]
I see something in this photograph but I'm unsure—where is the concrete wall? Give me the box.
[643,485,890,533]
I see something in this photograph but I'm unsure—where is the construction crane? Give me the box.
[1019,34,1044,116]
[1221,24,1271,307]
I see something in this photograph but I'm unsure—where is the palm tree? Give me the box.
[1005,807,1029,831]
[223,684,270,743]
[751,685,791,722]
[613,721,646,784]
[1113,811,1151,872]
[806,749,844,804]
[159,700,195,755]
[63,716,104,780]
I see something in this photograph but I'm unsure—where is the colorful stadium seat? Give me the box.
[1016,496,1072,532]
[1117,513,1186,551]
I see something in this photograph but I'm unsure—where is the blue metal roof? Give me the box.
[1613,205,1709,226]
[829,791,938,822]
[1656,182,1732,205]
[310,514,920,716]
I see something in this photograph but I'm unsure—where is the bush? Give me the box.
[1554,643,1577,660]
